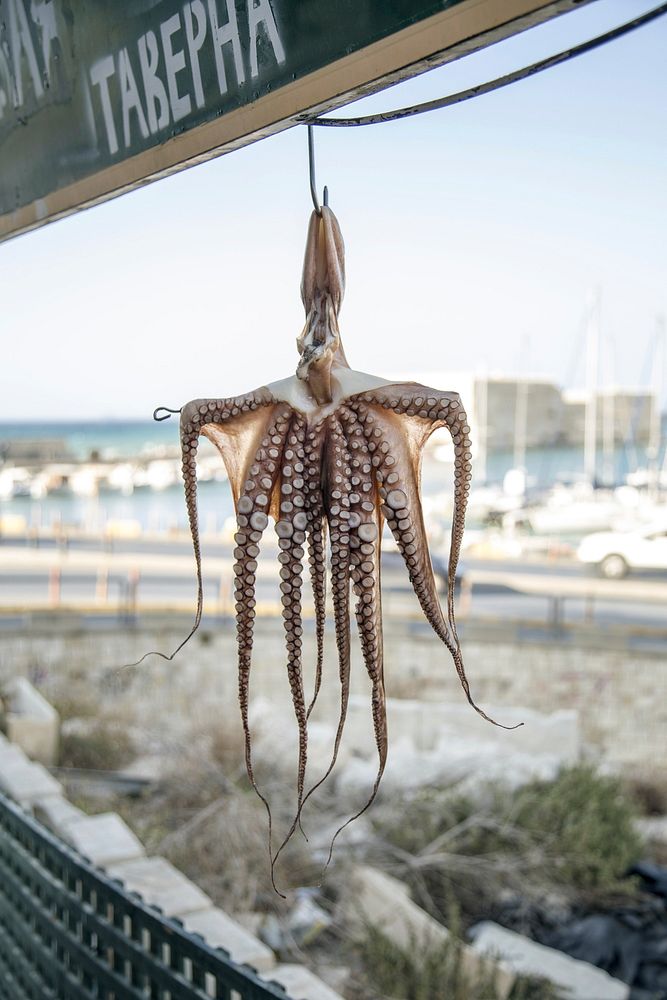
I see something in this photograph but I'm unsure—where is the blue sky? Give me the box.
[1,0,665,419]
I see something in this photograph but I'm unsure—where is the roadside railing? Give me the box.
[0,792,287,1000]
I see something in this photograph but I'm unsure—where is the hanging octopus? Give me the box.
[156,205,514,892]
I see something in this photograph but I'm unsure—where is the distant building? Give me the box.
[473,377,563,451]
[562,388,656,446]
[0,439,72,465]
[389,370,659,454]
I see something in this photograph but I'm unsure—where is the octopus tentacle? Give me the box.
[181,390,278,647]
[177,417,204,650]
[271,429,315,873]
[353,390,456,650]
[351,388,517,730]
[444,401,472,636]
[296,416,353,817]
[319,405,387,861]
[320,417,354,775]
[231,404,293,871]
[344,406,386,775]
[293,408,388,864]
[119,393,276,672]
[303,428,327,719]
[275,418,309,817]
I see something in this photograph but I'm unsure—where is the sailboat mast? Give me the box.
[602,339,615,486]
[514,380,528,470]
[584,291,600,485]
[476,374,489,485]
[648,315,665,494]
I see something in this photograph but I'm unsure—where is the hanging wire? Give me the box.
[304,3,667,128]
[307,124,328,213]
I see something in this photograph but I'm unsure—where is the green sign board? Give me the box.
[0,0,585,242]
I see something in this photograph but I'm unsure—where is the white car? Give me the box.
[577,524,667,579]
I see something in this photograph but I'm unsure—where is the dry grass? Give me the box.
[369,766,644,926]
[112,719,320,913]
[50,691,137,771]
[58,724,135,771]
[625,770,667,817]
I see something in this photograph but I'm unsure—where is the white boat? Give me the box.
[106,462,136,495]
[69,468,99,497]
[138,459,178,491]
[0,467,31,499]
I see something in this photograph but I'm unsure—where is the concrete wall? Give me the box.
[0,620,663,774]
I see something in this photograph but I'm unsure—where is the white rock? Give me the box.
[309,815,373,856]
[33,794,85,833]
[248,702,351,778]
[4,677,59,765]
[335,739,562,800]
[182,908,275,973]
[288,890,332,946]
[335,702,579,800]
[343,697,579,762]
[63,812,145,867]
[107,856,211,917]
[265,963,343,1000]
[635,815,667,844]
[0,740,29,769]
[470,922,630,1000]
[122,753,167,781]
[0,759,62,806]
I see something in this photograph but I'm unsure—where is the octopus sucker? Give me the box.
[149,203,516,892]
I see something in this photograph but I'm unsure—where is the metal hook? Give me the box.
[307,124,328,215]
[153,406,181,422]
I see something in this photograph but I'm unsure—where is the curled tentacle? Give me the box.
[351,388,519,731]
[117,395,273,672]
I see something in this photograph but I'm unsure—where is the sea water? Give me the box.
[0,421,662,534]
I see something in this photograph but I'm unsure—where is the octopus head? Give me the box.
[296,206,348,404]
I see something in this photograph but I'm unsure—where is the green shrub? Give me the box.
[512,765,643,890]
[372,766,643,927]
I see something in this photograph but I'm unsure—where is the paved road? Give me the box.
[0,533,665,635]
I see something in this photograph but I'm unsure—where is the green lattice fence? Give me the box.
[0,792,288,999]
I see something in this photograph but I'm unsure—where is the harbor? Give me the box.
[2,365,665,553]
